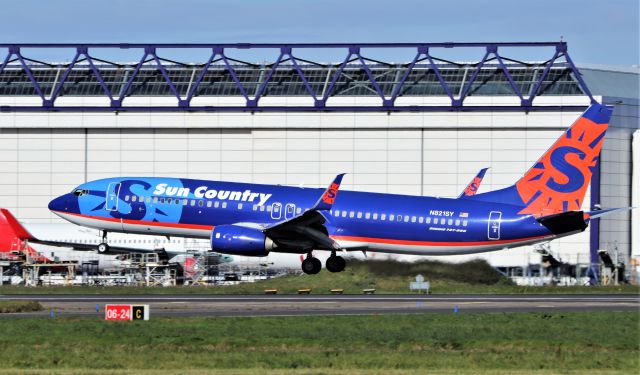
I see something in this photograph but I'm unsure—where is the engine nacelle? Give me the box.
[210,225,275,256]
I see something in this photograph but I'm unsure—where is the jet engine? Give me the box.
[210,225,275,256]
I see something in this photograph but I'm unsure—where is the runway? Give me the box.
[1,294,638,317]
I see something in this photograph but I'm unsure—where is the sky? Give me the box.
[0,0,638,66]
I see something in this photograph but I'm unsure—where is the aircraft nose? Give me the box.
[48,194,71,213]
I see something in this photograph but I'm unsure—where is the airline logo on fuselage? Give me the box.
[153,183,272,206]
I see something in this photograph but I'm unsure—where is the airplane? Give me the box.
[0,208,233,273]
[47,103,626,275]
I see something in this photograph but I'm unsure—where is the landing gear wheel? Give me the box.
[326,256,346,273]
[301,257,322,275]
[97,243,109,254]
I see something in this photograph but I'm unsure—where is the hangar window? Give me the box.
[124,195,130,201]
[357,212,362,219]
[372,213,378,220]
[365,212,371,219]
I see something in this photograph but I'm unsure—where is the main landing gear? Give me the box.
[301,252,346,275]
[97,231,109,254]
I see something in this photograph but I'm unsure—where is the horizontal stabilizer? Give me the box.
[585,207,634,219]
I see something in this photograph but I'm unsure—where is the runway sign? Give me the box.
[105,304,149,321]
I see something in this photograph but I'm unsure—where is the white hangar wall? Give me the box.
[0,94,632,267]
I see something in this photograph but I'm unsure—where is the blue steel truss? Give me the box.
[0,42,596,112]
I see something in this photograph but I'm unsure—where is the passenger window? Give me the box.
[296,208,302,214]
[167,198,172,204]
[222,202,227,208]
[455,219,460,226]
[138,196,143,202]
[334,210,340,216]
[365,212,371,219]
[190,200,196,206]
[373,213,378,220]
[260,205,265,212]
[448,219,453,225]
[463,220,468,227]
[175,199,180,205]
[349,211,355,218]
[207,201,212,208]
[433,218,438,224]
[238,203,243,209]
[146,197,151,203]
[357,212,362,219]
[132,196,137,202]
[341,211,347,218]
[404,216,409,223]
[199,200,204,207]
[418,217,423,223]
[253,204,258,211]
[125,195,130,201]
[266,205,272,212]
[214,201,220,208]
[160,198,165,203]
[426,217,431,224]
[389,215,395,221]
[381,214,386,220]
[153,197,158,203]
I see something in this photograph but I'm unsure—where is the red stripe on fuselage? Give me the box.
[52,211,214,231]
[331,234,553,247]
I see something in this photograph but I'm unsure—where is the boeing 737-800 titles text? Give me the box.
[46,104,627,274]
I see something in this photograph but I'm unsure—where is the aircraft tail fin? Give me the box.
[472,104,614,217]
[458,168,489,199]
[0,208,36,241]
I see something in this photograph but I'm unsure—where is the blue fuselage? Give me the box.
[48,177,560,256]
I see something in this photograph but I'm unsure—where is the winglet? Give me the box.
[312,174,346,211]
[458,168,489,198]
[0,208,36,240]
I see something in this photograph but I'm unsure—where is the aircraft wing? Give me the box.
[260,174,346,252]
[458,168,489,198]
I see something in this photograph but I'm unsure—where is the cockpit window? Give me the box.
[72,189,89,196]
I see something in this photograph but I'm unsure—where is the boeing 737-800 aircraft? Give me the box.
[46,104,626,274]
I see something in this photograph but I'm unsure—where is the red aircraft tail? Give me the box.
[0,208,44,260]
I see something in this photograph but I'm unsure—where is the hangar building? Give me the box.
[0,43,637,274]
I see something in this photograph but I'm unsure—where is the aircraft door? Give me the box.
[270,202,282,220]
[488,211,501,240]
[106,182,121,212]
[285,203,296,219]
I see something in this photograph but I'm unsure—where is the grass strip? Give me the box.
[0,312,637,373]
